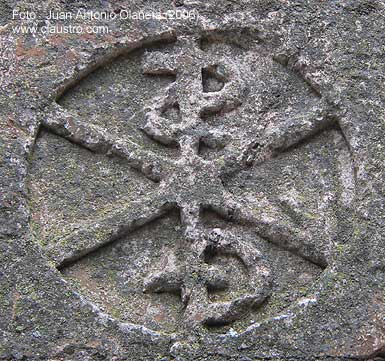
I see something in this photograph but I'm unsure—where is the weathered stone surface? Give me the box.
[0,0,384,360]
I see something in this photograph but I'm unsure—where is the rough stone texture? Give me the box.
[0,0,384,360]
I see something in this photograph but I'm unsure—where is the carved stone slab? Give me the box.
[1,1,384,360]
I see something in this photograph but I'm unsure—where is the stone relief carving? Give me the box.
[27,26,354,335]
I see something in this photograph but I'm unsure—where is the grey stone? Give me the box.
[0,0,384,360]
